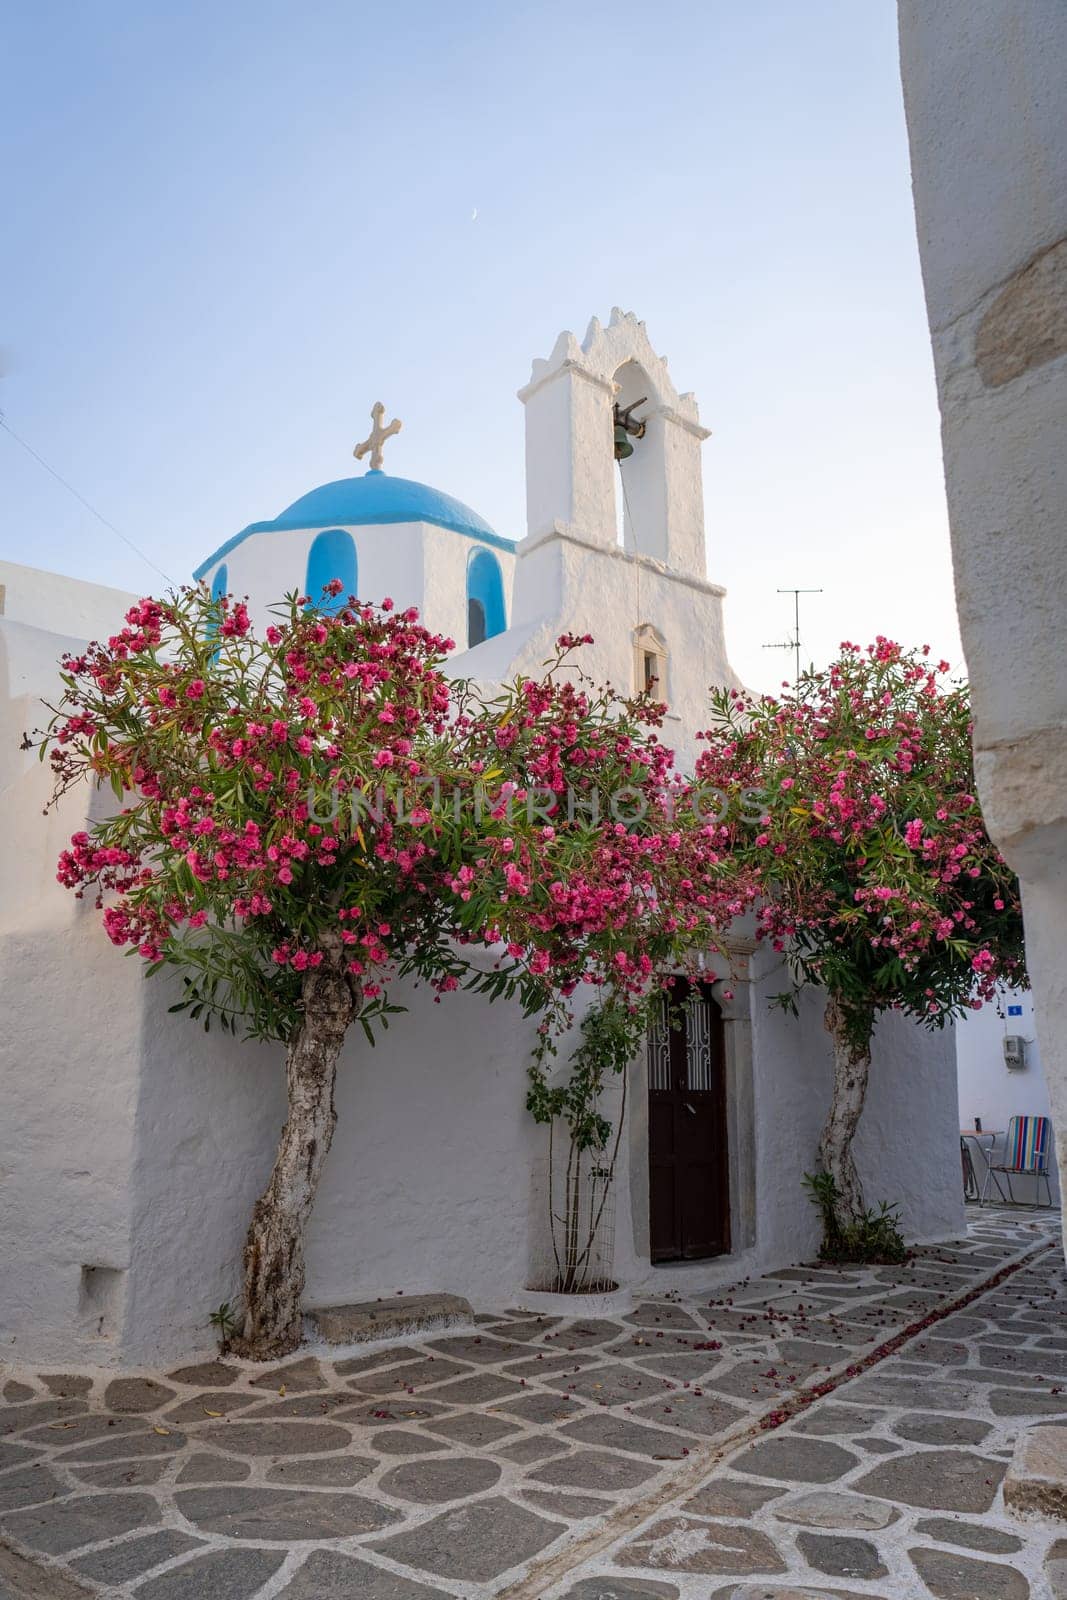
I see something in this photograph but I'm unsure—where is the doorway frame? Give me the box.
[626,947,757,1270]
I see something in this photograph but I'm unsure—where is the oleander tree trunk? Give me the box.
[818,997,873,1230]
[232,953,360,1360]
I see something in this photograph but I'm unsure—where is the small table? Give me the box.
[960,1130,1006,1203]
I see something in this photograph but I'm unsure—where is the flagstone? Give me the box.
[703,1365,810,1403]
[167,1361,241,1387]
[424,1334,527,1363]
[333,1347,424,1376]
[855,1448,1006,1512]
[730,1437,859,1484]
[193,1420,352,1455]
[103,1378,176,1414]
[1,1490,161,1554]
[504,1352,605,1379]
[990,1388,1067,1416]
[542,1321,629,1349]
[834,1374,974,1409]
[559,1578,679,1597]
[176,1452,252,1483]
[21,1413,145,1446]
[772,1490,899,1531]
[243,1392,353,1418]
[165,1390,261,1422]
[547,1363,677,1406]
[333,1399,449,1425]
[681,1478,787,1518]
[274,1550,460,1597]
[346,1357,472,1393]
[0,1400,87,1436]
[267,1454,377,1486]
[0,1463,68,1512]
[499,1434,572,1464]
[497,1391,589,1425]
[892,1413,991,1446]
[795,1532,887,1580]
[982,1345,1067,1375]
[423,1411,520,1447]
[792,1406,885,1437]
[907,1545,1029,1599]
[133,1547,287,1599]
[522,1488,615,1519]
[529,1449,660,1492]
[631,1392,748,1436]
[419,1372,524,1404]
[371,1496,564,1581]
[378,1455,501,1502]
[70,1530,205,1585]
[2,1383,36,1403]
[0,1208,1061,1600]
[558,1412,700,1458]
[57,1427,187,1462]
[625,1306,702,1330]
[618,1516,787,1575]
[486,1317,561,1342]
[896,1340,972,1365]
[40,1376,92,1398]
[710,1587,888,1600]
[371,1428,450,1454]
[632,1352,725,1380]
[914,1517,1023,1554]
[247,1357,327,1392]
[175,1485,401,1539]
[72,1458,170,1487]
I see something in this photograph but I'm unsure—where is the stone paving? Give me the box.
[0,1209,1062,1599]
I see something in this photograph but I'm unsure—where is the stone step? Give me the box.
[1005,1422,1067,1520]
[307,1292,474,1346]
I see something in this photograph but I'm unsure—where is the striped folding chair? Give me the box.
[981,1115,1054,1207]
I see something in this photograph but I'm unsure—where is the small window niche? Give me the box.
[633,622,668,703]
[78,1263,125,1340]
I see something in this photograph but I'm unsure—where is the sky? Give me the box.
[0,0,962,692]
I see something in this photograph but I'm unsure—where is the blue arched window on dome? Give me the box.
[205,563,228,655]
[467,548,505,648]
[305,529,357,613]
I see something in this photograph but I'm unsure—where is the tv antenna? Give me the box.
[763,587,823,688]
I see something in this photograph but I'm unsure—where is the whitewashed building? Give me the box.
[958,992,1061,1206]
[0,311,965,1367]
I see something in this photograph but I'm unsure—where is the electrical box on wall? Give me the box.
[1004,1034,1026,1069]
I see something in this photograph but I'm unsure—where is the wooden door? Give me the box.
[647,981,730,1262]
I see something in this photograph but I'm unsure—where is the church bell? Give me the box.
[613,396,647,461]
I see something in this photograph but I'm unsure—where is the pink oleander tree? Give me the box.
[39,584,753,1358]
[696,639,1027,1233]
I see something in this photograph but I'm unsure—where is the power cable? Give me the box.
[0,413,176,586]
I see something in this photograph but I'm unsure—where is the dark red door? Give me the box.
[648,981,730,1262]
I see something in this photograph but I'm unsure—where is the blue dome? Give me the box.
[193,470,512,581]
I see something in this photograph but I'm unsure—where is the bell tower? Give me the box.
[516,308,712,577]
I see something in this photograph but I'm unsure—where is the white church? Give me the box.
[0,311,965,1368]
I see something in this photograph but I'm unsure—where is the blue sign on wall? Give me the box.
[1008,1005,1024,1016]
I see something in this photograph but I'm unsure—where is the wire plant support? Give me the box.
[530,1075,625,1296]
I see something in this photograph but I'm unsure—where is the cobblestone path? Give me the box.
[0,1210,1060,1598]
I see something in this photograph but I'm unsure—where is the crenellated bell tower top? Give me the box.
[517,308,711,577]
